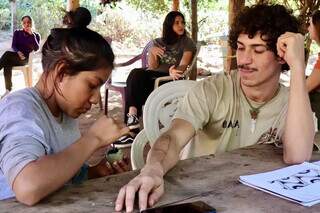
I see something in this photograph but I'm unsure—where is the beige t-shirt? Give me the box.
[174,70,288,158]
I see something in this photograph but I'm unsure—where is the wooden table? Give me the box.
[2,144,320,213]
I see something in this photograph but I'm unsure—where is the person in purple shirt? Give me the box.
[0,15,40,97]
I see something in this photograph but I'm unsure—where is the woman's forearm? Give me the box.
[12,135,99,205]
[148,53,159,70]
[306,68,320,92]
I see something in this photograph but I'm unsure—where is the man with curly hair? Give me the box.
[115,4,315,212]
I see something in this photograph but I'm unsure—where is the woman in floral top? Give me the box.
[114,11,196,147]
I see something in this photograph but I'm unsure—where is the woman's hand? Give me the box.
[150,46,165,58]
[86,116,130,148]
[17,51,26,60]
[112,157,130,173]
[169,65,184,80]
[88,157,130,179]
[87,146,109,167]
[25,27,33,35]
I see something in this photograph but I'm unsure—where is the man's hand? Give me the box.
[169,65,184,80]
[115,165,164,212]
[276,32,305,73]
[17,51,26,60]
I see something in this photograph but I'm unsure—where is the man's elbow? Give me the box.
[283,152,312,165]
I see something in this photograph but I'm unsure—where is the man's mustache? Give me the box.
[237,64,258,71]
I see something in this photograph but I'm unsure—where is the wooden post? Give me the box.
[172,0,179,11]
[227,0,245,72]
[190,0,198,43]
[10,0,17,34]
[67,0,80,11]
[189,0,198,80]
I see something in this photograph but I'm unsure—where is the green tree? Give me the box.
[0,0,11,30]
[126,0,222,13]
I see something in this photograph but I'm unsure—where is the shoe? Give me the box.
[127,114,140,130]
[1,90,10,99]
[113,135,134,148]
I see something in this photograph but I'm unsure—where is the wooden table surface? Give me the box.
[2,144,320,213]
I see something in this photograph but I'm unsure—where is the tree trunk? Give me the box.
[227,0,245,72]
[11,0,17,34]
[190,0,198,80]
[67,0,80,11]
[172,0,179,11]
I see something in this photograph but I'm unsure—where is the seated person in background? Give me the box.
[306,10,320,129]
[62,6,92,28]
[114,11,196,148]
[0,15,40,97]
[0,27,130,205]
[115,4,315,212]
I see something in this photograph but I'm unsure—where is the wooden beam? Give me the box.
[172,0,179,11]
[10,0,17,34]
[67,0,80,12]
[190,0,198,43]
[190,0,198,80]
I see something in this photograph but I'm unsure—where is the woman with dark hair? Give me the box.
[115,11,196,147]
[307,10,320,128]
[0,27,130,205]
[63,6,92,28]
[0,15,40,97]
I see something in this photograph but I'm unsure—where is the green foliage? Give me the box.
[119,0,228,45]
[126,0,170,13]
[310,42,320,56]
[92,3,162,48]
[126,0,222,13]
[1,0,100,38]
[81,0,102,18]
[0,0,229,50]
[0,0,10,30]
[16,0,65,38]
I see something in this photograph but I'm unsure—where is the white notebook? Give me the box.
[239,161,320,207]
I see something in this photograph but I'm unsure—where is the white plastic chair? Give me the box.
[131,130,149,170]
[12,52,34,87]
[130,80,197,170]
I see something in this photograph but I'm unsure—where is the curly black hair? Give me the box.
[229,4,303,70]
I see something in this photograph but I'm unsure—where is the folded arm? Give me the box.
[11,31,19,52]
[32,33,41,51]
[12,135,99,206]
[277,33,314,164]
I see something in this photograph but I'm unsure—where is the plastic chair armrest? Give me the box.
[154,76,174,89]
